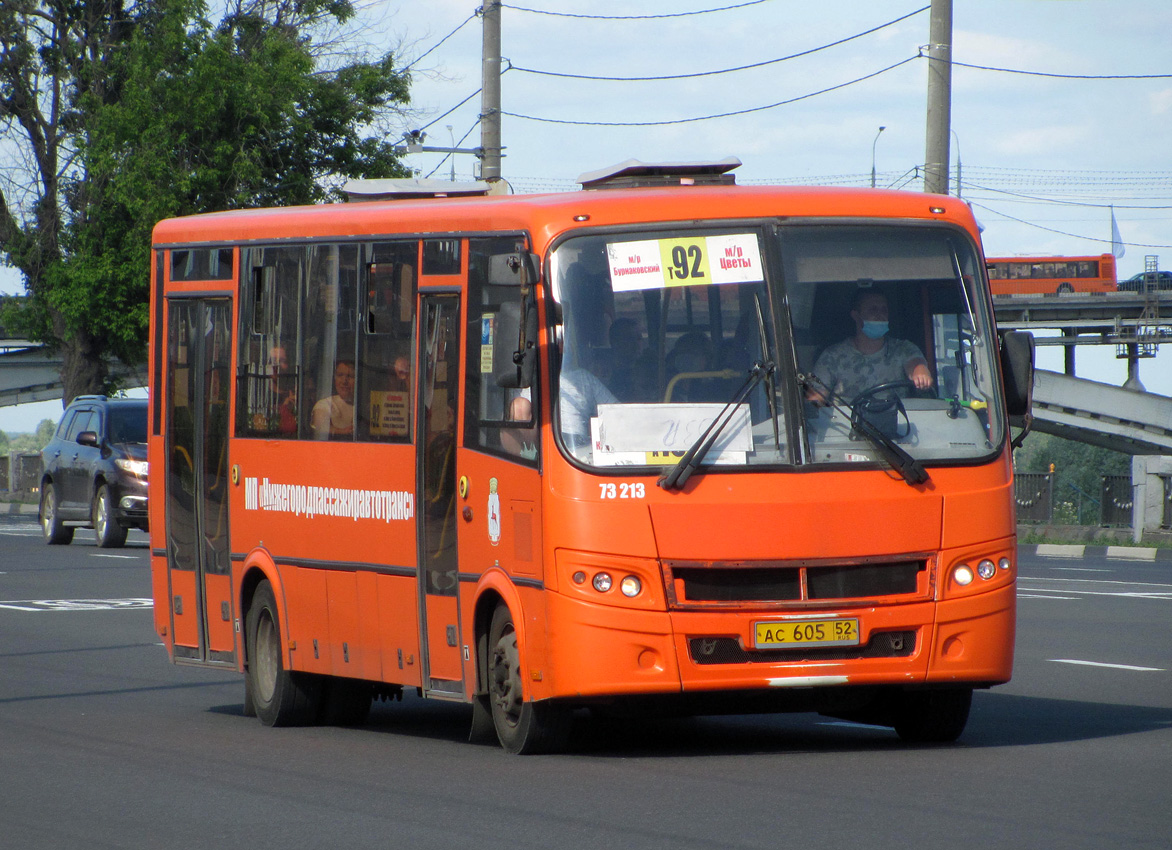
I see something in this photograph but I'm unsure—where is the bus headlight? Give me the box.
[620,576,642,598]
[953,565,975,586]
[977,559,997,580]
[592,573,613,593]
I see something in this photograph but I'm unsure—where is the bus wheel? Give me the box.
[1056,282,1074,294]
[487,605,571,754]
[893,687,972,744]
[246,580,321,726]
[40,483,74,545]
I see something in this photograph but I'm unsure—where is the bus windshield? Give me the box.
[551,223,1005,472]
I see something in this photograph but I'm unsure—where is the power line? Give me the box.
[953,60,1172,81]
[502,55,919,126]
[501,1,773,20]
[507,6,928,81]
[971,202,1172,250]
[403,11,479,72]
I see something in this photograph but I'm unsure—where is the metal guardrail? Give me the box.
[1015,472,1054,523]
[1100,475,1134,527]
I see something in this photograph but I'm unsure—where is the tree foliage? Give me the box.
[1014,432,1131,523]
[0,0,411,403]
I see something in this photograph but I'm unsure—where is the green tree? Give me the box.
[0,0,410,403]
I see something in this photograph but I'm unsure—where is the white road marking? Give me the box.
[1050,659,1165,672]
[0,598,153,612]
[90,553,141,560]
[1051,567,1110,573]
[1018,593,1079,600]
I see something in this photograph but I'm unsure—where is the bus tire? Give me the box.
[893,687,972,744]
[246,580,321,727]
[488,604,571,754]
[92,484,128,548]
[1056,282,1074,294]
[40,483,74,545]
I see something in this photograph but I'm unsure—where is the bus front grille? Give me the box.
[667,559,926,607]
[687,631,917,665]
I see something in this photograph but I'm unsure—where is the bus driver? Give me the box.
[806,289,933,404]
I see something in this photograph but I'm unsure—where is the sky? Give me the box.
[3,0,1172,434]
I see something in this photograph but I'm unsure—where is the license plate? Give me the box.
[753,618,860,649]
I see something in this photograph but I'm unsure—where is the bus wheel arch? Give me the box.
[486,602,572,754]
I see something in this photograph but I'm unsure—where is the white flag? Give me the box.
[1110,206,1125,259]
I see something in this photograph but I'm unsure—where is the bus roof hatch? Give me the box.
[577,157,741,190]
[344,178,491,201]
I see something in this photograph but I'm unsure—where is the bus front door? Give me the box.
[164,297,236,666]
[418,294,465,697]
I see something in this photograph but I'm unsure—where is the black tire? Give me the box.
[893,687,973,744]
[488,604,572,754]
[92,484,128,548]
[1056,282,1074,294]
[246,580,322,726]
[40,483,74,545]
[318,678,372,726]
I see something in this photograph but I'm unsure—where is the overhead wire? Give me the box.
[970,202,1172,250]
[500,1,773,20]
[502,56,920,126]
[506,6,928,81]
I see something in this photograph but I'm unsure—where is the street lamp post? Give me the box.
[871,126,887,188]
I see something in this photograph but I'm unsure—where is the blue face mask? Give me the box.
[861,320,889,340]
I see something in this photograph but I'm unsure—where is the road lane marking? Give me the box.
[1051,659,1165,672]
[1018,593,1078,600]
[1051,567,1110,573]
[0,598,153,612]
[90,553,142,560]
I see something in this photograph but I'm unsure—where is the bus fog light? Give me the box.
[620,576,642,597]
[572,571,587,585]
[977,559,997,580]
[999,557,1011,571]
[954,565,974,586]
[592,573,613,593]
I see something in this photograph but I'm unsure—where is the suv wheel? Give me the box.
[93,484,128,548]
[41,483,75,545]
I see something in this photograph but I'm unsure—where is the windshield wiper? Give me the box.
[659,360,775,492]
[801,374,929,487]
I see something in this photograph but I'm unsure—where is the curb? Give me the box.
[1021,543,1172,562]
[1,501,39,516]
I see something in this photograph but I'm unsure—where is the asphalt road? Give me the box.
[1,513,1169,849]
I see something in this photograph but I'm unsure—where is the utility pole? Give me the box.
[923,0,952,195]
[480,1,503,184]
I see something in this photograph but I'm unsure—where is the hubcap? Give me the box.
[490,625,523,728]
[254,611,279,703]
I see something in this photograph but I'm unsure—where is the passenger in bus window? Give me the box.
[311,359,356,439]
[806,289,932,404]
[501,394,537,459]
[559,365,618,450]
[255,344,298,435]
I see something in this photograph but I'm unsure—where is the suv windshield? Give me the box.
[107,405,148,445]
[550,223,1004,474]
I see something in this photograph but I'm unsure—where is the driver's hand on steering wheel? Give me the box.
[909,363,933,390]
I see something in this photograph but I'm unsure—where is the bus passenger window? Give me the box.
[360,241,416,443]
[237,247,304,439]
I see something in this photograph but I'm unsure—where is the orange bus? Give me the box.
[986,253,1116,295]
[148,161,1034,752]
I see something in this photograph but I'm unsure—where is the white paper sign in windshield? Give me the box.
[607,234,763,292]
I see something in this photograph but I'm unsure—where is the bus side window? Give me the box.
[464,236,538,463]
[359,241,417,443]
[237,248,304,439]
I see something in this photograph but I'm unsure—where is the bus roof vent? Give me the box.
[344,178,491,202]
[577,157,741,190]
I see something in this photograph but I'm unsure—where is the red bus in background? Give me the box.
[986,254,1116,296]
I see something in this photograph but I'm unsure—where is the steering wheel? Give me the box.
[851,379,915,407]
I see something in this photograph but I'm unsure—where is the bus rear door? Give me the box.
[164,296,237,665]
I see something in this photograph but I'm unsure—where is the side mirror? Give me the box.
[999,330,1034,417]
[77,431,100,448]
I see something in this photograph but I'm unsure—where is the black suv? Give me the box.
[39,395,149,547]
